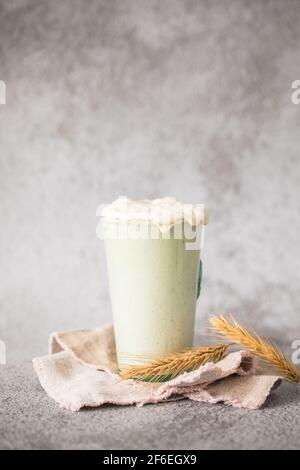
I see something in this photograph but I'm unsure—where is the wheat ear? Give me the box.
[120,343,230,382]
[209,315,300,383]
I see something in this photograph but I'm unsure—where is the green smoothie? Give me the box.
[101,197,207,370]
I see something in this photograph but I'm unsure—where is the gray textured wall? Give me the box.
[1,0,300,363]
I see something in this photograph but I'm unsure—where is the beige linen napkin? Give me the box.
[32,325,281,412]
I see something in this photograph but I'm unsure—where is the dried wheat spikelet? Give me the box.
[120,343,230,382]
[209,315,300,383]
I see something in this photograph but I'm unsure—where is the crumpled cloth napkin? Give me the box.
[32,325,281,412]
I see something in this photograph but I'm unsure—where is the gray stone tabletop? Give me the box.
[0,360,299,450]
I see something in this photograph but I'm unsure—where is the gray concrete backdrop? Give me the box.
[1,0,300,364]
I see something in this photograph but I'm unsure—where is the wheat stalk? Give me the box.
[120,343,230,382]
[209,315,300,383]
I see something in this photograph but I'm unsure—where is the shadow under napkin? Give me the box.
[32,325,281,412]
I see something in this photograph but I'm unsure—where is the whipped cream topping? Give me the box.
[100,196,208,230]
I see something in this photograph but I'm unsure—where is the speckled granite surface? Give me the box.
[0,361,299,450]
